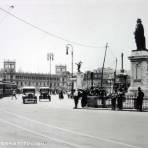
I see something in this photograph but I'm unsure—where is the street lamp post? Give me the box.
[47,52,54,94]
[66,44,74,97]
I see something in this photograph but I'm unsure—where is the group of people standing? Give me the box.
[112,86,144,111]
[73,89,87,109]
[72,86,145,111]
[11,85,145,111]
[111,87,125,110]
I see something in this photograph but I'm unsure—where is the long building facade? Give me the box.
[0,61,69,92]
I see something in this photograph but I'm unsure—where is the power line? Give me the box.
[0,7,104,49]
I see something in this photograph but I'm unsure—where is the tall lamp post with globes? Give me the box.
[47,52,54,94]
[66,44,74,97]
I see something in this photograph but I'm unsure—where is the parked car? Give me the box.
[22,86,37,104]
[39,87,51,101]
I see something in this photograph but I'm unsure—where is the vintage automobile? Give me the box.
[39,87,51,101]
[22,86,37,104]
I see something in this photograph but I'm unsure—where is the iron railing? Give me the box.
[86,96,148,111]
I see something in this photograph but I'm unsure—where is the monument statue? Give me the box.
[75,61,82,72]
[128,19,148,97]
[134,18,146,50]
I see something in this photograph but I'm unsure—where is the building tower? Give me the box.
[3,60,16,82]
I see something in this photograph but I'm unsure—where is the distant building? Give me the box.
[0,61,130,93]
[0,61,69,91]
[3,61,16,81]
[55,65,67,75]
[83,67,114,91]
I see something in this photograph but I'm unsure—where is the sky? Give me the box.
[0,0,148,74]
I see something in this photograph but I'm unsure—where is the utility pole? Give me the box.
[121,52,124,73]
[47,52,54,94]
[113,58,118,91]
[66,44,74,97]
[100,43,109,88]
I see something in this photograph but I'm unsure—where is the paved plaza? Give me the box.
[0,94,148,148]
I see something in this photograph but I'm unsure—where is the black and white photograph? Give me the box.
[0,0,148,147]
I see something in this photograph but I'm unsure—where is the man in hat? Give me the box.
[73,89,79,109]
[136,87,144,111]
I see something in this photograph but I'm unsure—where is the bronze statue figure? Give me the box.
[134,18,146,50]
[75,61,82,72]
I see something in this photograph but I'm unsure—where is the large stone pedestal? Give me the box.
[128,50,148,97]
[76,72,84,89]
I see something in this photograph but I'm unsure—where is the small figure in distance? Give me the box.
[11,89,17,100]
[73,89,79,109]
[136,87,144,112]
[111,89,118,110]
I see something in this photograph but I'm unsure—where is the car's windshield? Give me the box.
[40,89,49,93]
[23,89,35,94]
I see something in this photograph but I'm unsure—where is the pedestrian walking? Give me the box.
[136,87,144,111]
[81,90,87,107]
[111,89,118,110]
[117,87,124,110]
[11,90,17,100]
[100,88,106,108]
[73,89,79,109]
[59,90,64,99]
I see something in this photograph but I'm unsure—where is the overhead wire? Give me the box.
[0,7,104,49]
